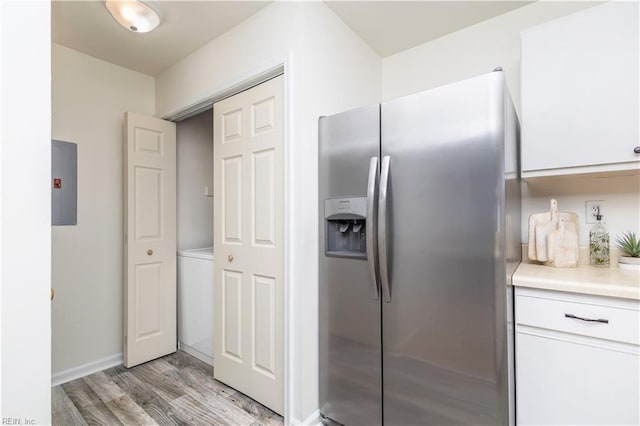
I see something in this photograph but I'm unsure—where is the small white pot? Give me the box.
[618,256,640,271]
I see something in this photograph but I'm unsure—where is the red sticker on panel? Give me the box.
[53,178,62,189]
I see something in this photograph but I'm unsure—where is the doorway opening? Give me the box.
[128,73,287,415]
[176,108,215,367]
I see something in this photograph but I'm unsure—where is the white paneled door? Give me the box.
[213,75,284,414]
[124,112,177,368]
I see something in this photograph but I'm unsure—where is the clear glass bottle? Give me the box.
[589,212,610,267]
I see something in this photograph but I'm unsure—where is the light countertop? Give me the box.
[513,262,640,300]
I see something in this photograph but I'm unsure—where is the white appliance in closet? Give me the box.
[177,247,214,365]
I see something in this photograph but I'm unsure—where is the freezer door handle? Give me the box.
[366,157,379,300]
[378,156,391,303]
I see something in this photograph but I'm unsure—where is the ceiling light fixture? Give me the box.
[105,0,161,33]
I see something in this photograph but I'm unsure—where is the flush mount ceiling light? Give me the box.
[105,0,161,33]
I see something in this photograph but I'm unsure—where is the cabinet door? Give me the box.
[521,2,639,176]
[516,331,639,425]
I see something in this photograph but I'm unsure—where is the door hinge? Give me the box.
[124,233,127,244]
[124,335,127,345]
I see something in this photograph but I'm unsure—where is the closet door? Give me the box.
[123,112,177,368]
[213,75,284,415]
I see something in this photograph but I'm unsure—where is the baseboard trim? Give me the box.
[51,353,123,386]
[294,410,319,425]
[178,342,214,367]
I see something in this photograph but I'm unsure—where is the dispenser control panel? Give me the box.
[324,197,367,259]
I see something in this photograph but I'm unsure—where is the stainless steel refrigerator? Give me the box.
[318,70,521,426]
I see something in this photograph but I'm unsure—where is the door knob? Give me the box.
[634,146,640,154]
[147,249,153,256]
[51,288,55,301]
[228,254,234,262]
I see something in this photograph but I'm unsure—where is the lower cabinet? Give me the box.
[515,287,639,425]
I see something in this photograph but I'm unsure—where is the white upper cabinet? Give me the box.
[521,2,639,178]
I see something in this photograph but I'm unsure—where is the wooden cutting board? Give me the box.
[535,203,559,262]
[528,199,557,261]
[547,219,579,267]
[528,199,579,265]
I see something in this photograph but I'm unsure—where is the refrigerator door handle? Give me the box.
[366,157,380,300]
[378,155,391,303]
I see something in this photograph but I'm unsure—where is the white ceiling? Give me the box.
[52,1,271,76]
[52,1,532,76]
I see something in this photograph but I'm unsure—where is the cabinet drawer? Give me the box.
[516,294,639,345]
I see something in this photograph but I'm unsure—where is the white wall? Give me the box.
[381,1,640,247]
[0,1,51,422]
[155,2,381,421]
[155,2,304,119]
[382,1,600,115]
[51,43,155,376]
[177,110,214,251]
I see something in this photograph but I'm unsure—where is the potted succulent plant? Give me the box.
[615,231,640,271]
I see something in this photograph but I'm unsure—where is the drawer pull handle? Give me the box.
[565,313,609,324]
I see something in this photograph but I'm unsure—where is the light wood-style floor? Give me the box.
[52,351,284,426]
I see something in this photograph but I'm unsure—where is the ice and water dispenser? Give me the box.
[324,197,367,259]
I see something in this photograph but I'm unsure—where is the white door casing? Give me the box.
[213,75,284,414]
[124,112,177,368]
